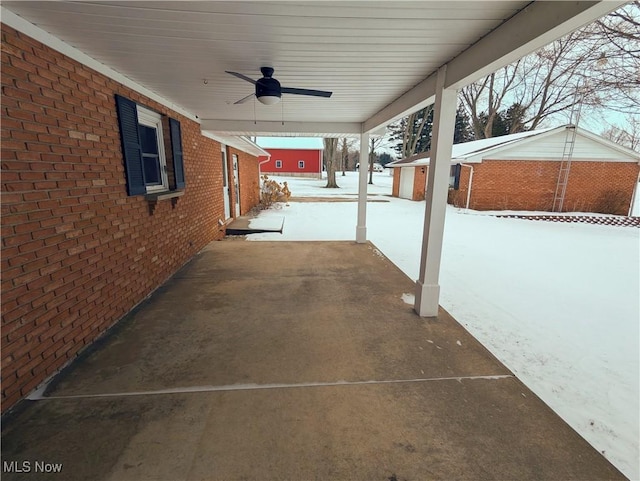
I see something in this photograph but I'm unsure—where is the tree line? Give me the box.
[324,2,638,188]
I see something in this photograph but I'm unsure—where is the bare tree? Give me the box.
[324,137,339,188]
[600,115,640,151]
[339,137,357,176]
[389,106,433,158]
[461,64,520,138]
[460,3,640,137]
[584,1,640,115]
[367,136,389,184]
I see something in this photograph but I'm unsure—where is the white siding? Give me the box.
[399,167,415,199]
[477,131,637,162]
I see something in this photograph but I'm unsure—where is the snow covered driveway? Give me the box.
[249,172,640,480]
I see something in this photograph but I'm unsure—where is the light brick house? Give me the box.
[0,24,267,412]
[387,126,640,215]
[256,137,323,179]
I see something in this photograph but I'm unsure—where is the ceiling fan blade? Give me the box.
[281,86,332,98]
[234,93,255,105]
[225,71,257,84]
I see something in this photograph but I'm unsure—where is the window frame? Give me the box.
[298,160,305,169]
[275,160,282,169]
[136,105,169,193]
[115,94,185,198]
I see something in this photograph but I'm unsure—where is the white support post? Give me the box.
[356,132,370,243]
[414,66,457,317]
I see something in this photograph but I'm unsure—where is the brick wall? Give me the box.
[229,147,260,215]
[392,168,400,197]
[391,166,428,201]
[1,24,259,412]
[563,161,638,215]
[448,165,472,208]
[412,166,428,201]
[447,160,639,214]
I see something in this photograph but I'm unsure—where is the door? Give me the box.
[399,167,415,200]
[232,154,241,216]
[221,145,231,219]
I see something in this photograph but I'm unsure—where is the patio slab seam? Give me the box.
[27,374,516,400]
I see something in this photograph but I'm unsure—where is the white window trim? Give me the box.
[298,160,305,169]
[275,160,282,168]
[137,105,168,193]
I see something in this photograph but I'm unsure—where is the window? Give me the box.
[298,160,305,169]
[115,95,185,196]
[275,160,282,169]
[137,106,168,192]
[449,164,461,190]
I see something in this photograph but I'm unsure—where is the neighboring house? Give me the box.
[257,137,323,179]
[0,24,267,412]
[386,126,640,215]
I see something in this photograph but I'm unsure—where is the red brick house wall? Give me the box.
[562,161,639,215]
[413,166,428,201]
[230,147,260,215]
[391,166,428,200]
[261,148,322,177]
[0,24,259,412]
[448,166,472,208]
[448,160,639,214]
[392,168,400,197]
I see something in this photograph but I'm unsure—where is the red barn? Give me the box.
[257,137,324,179]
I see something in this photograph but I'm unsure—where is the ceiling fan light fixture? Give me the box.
[257,94,281,105]
[226,67,332,105]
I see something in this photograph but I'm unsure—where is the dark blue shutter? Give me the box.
[115,95,146,195]
[453,164,461,190]
[169,118,185,189]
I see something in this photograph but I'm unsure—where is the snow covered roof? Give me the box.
[386,128,556,167]
[386,126,640,168]
[255,137,324,150]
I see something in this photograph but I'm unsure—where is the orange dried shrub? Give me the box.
[260,175,291,209]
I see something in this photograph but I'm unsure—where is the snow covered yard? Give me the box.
[249,172,640,479]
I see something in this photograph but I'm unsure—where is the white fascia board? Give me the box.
[200,120,363,136]
[234,137,271,158]
[576,128,640,160]
[363,1,625,133]
[461,127,566,162]
[463,126,640,163]
[1,7,198,122]
[363,76,437,134]
[201,132,269,158]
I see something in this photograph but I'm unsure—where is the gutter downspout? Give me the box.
[258,157,271,177]
[629,167,640,217]
[461,163,474,209]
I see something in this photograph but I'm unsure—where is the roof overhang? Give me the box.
[1,1,625,139]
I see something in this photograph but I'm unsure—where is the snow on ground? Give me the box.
[249,172,640,479]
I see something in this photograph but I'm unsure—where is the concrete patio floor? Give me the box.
[1,241,626,481]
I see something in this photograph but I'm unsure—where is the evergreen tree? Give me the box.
[454,105,474,143]
[503,103,527,133]
[378,152,393,165]
[388,106,433,158]
[477,110,509,137]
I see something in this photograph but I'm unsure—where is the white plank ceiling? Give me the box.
[1,1,623,136]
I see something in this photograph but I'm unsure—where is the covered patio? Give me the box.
[0,0,625,318]
[1,1,631,478]
[2,241,625,480]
